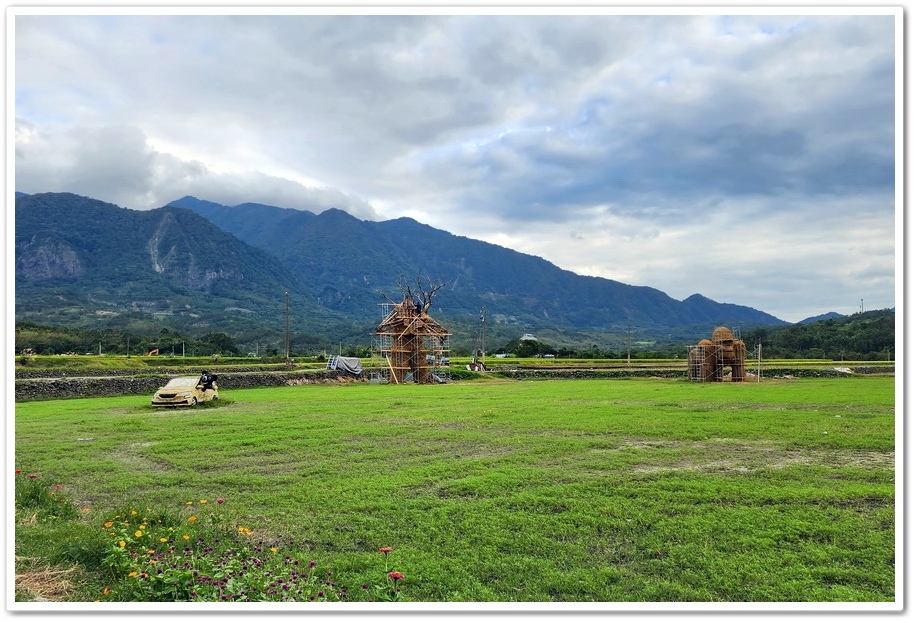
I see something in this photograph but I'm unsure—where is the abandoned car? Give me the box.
[151,372,218,407]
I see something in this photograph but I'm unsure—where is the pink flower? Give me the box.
[388,571,404,581]
[28,473,39,479]
[216,497,225,504]
[379,547,393,554]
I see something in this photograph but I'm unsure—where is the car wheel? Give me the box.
[190,397,197,406]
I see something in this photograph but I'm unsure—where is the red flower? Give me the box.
[28,473,39,479]
[15,469,22,474]
[388,571,404,581]
[216,497,225,504]
[379,547,393,554]
[53,484,63,490]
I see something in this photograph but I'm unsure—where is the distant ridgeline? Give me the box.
[16,191,805,352]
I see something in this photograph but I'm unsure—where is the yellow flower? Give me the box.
[134,530,143,538]
[186,501,193,505]
[200,499,207,504]
[103,587,111,595]
[82,507,90,513]
[128,571,138,578]
[139,524,147,530]
[159,537,168,543]
[237,526,253,536]
[187,516,197,522]
[182,535,190,541]
[270,547,277,553]
[119,541,126,548]
[131,510,138,516]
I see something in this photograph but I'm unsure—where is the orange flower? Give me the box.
[104,521,114,528]
[187,516,197,522]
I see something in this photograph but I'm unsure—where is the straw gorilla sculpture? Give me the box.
[688,327,747,382]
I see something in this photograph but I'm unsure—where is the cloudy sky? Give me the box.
[11,6,900,323]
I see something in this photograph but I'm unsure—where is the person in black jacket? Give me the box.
[199,371,217,390]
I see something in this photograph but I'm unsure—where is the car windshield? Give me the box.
[164,377,200,388]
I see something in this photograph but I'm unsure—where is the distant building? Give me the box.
[520,333,537,341]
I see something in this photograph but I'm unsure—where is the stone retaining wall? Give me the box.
[14,369,364,401]
[14,365,893,401]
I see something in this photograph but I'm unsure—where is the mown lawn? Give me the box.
[14,376,897,604]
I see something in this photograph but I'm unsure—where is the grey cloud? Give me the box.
[13,12,897,321]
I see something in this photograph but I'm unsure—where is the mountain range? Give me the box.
[14,192,791,351]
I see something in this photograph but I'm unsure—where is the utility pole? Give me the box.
[284,292,291,362]
[479,307,488,368]
[627,324,632,367]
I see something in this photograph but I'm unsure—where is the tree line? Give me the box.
[493,309,895,361]
[15,323,243,358]
[14,309,894,362]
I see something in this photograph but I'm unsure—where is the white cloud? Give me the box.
[14,118,380,218]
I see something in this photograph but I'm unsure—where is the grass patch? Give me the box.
[14,376,896,603]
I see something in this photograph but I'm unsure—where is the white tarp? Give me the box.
[329,356,363,375]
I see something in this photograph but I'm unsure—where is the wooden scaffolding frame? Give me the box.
[373,296,451,384]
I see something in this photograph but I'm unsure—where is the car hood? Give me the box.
[156,380,202,392]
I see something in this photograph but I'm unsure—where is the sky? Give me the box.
[10,6,901,323]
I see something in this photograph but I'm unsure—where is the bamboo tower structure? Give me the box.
[687,326,747,382]
[374,295,451,384]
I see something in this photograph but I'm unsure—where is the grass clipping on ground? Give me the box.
[15,560,78,602]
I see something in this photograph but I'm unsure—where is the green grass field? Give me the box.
[14,376,897,604]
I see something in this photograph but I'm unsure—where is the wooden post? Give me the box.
[757,342,762,383]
